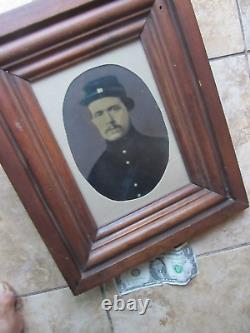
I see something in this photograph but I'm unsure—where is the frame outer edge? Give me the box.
[0,70,94,270]
[141,0,227,195]
[171,0,248,205]
[0,0,248,295]
[0,0,154,80]
[75,197,243,293]
[0,73,82,290]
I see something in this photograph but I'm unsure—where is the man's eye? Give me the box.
[95,110,104,117]
[110,105,121,112]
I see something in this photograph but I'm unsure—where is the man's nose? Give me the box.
[104,110,115,123]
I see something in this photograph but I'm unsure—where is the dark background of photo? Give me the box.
[63,64,168,178]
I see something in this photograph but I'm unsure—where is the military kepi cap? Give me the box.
[80,76,134,110]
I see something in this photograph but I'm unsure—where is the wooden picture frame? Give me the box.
[0,0,248,295]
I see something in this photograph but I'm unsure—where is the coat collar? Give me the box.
[106,126,142,153]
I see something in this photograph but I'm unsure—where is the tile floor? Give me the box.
[0,0,249,332]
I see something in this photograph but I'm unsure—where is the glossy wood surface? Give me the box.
[0,0,248,294]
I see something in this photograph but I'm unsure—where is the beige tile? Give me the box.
[22,287,112,333]
[210,55,250,149]
[106,245,250,333]
[191,208,250,256]
[238,0,250,50]
[0,166,66,294]
[191,0,244,58]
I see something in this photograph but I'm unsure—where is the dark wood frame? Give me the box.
[0,0,248,295]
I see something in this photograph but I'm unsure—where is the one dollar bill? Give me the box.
[114,243,198,295]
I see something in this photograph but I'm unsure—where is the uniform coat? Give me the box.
[88,127,169,201]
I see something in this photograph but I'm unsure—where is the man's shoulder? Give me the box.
[136,131,168,148]
[89,150,108,169]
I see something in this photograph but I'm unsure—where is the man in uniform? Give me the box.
[81,76,169,201]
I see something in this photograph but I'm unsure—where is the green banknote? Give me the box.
[114,243,198,295]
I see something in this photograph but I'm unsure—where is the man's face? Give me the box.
[88,96,131,141]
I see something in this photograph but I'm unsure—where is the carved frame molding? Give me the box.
[0,0,248,294]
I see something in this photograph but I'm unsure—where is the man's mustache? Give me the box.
[105,125,122,133]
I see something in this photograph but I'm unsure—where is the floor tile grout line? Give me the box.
[16,241,250,298]
[17,284,68,299]
[100,285,115,333]
[197,241,250,258]
[235,0,250,79]
[208,51,245,62]
[13,241,250,303]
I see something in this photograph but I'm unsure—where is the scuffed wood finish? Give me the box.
[0,71,94,266]
[96,183,200,239]
[0,0,96,38]
[76,196,241,293]
[142,0,227,196]
[87,188,224,269]
[172,0,247,204]
[5,18,145,80]
[0,0,248,294]
[0,0,153,80]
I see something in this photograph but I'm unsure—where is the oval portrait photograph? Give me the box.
[63,64,169,201]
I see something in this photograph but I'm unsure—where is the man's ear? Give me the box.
[87,109,95,125]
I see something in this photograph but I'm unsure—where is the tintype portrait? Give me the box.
[63,65,169,201]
